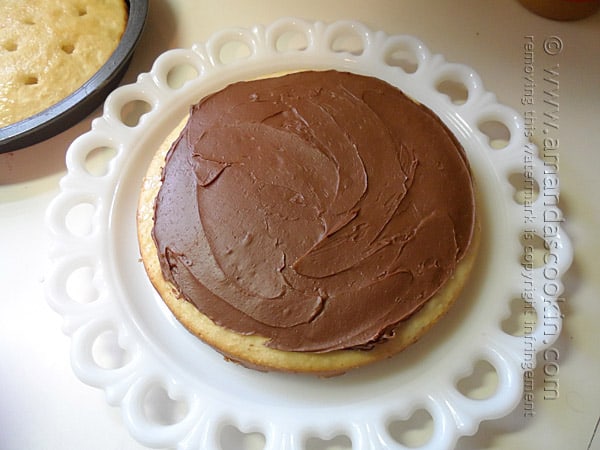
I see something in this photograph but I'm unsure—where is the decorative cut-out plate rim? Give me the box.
[45,18,572,450]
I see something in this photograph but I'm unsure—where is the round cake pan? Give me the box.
[0,0,148,154]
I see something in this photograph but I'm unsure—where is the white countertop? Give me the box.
[2,1,599,449]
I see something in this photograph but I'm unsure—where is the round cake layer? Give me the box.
[146,70,476,357]
[0,0,127,127]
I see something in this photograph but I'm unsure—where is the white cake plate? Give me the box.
[45,18,572,450]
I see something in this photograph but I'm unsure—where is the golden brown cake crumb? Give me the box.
[0,0,127,127]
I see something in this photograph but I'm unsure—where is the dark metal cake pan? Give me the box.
[0,0,148,153]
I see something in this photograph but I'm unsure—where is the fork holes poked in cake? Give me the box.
[0,0,127,128]
[22,75,39,85]
[2,40,17,52]
[388,408,434,448]
[61,43,75,54]
[143,384,189,426]
[305,434,353,450]
[456,360,499,400]
[219,424,265,450]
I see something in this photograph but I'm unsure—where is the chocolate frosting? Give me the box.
[152,70,475,353]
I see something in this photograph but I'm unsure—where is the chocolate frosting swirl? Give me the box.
[152,70,475,352]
